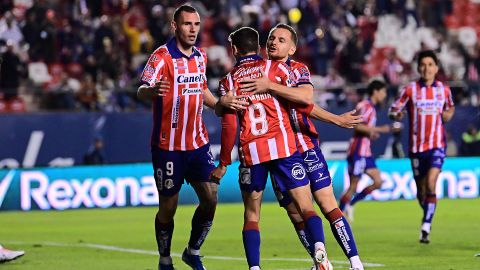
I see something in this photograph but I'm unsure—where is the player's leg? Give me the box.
[351,162,382,206]
[312,186,362,270]
[339,156,364,211]
[240,164,268,270]
[183,144,218,269]
[306,147,363,270]
[273,153,331,270]
[272,175,315,257]
[420,148,445,243]
[339,174,359,212]
[151,148,185,269]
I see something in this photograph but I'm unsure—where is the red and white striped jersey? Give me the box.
[347,99,376,157]
[288,59,318,153]
[219,55,297,166]
[389,80,454,153]
[140,38,209,151]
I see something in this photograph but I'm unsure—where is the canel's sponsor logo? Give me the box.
[176,74,206,84]
[291,163,306,180]
[19,171,158,210]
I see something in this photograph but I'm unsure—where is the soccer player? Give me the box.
[239,24,364,270]
[211,27,332,270]
[339,80,391,218]
[0,244,24,262]
[389,50,455,244]
[137,5,230,270]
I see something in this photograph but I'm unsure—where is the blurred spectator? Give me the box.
[460,124,480,156]
[0,11,23,49]
[0,41,23,99]
[77,74,98,111]
[83,137,105,165]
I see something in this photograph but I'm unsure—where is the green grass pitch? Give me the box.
[1,199,479,270]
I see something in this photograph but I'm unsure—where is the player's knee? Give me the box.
[372,181,382,190]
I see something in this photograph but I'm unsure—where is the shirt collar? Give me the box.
[235,54,263,66]
[418,79,437,88]
[166,37,201,59]
[285,58,291,66]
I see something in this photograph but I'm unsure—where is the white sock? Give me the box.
[421,222,431,233]
[314,242,326,252]
[349,255,364,269]
[249,266,261,270]
[187,247,200,256]
[159,256,172,265]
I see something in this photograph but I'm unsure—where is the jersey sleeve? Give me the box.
[358,102,373,123]
[293,63,313,86]
[275,61,293,87]
[444,86,455,110]
[389,86,411,115]
[219,111,238,166]
[199,48,209,90]
[140,52,165,86]
[218,75,231,97]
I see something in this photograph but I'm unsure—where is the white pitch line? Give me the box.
[4,241,384,267]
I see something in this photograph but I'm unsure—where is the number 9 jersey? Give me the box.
[218,55,297,166]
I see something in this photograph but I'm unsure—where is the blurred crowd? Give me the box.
[0,0,479,114]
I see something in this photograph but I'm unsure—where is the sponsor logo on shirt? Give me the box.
[182,88,203,95]
[176,74,206,84]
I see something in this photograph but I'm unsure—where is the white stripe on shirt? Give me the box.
[249,142,260,165]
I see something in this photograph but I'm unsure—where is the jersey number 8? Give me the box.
[248,103,268,136]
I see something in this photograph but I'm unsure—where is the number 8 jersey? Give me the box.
[218,55,297,166]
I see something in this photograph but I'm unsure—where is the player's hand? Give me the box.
[239,71,271,94]
[336,109,363,128]
[389,110,404,121]
[210,165,227,183]
[220,91,249,111]
[152,79,170,97]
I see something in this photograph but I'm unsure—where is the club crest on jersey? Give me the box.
[304,150,319,164]
[182,88,203,95]
[291,163,306,180]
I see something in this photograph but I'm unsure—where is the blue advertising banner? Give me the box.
[1,106,477,168]
[1,157,478,211]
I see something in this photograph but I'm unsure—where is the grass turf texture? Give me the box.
[0,199,479,270]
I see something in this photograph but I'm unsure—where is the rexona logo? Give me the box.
[19,171,159,211]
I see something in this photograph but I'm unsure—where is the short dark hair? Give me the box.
[417,50,439,66]
[173,4,197,23]
[228,27,259,55]
[271,23,298,45]
[367,80,386,96]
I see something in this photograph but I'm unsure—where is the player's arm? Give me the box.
[210,109,238,182]
[389,86,410,121]
[308,105,363,128]
[239,70,313,105]
[137,80,170,102]
[442,107,455,122]
[203,88,219,109]
[354,123,391,136]
[442,87,455,122]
